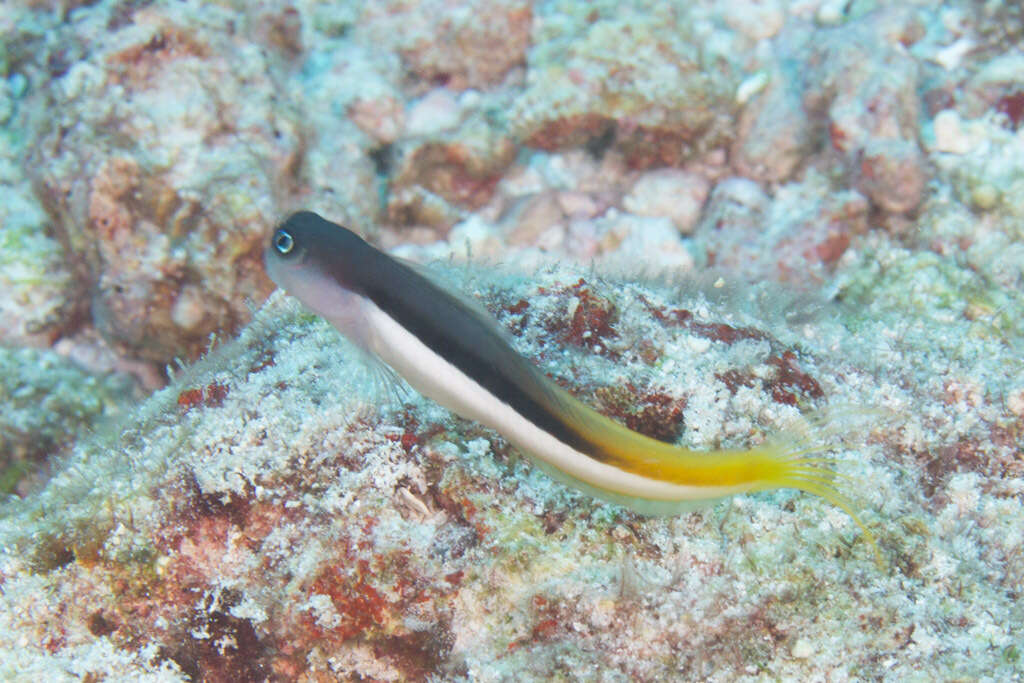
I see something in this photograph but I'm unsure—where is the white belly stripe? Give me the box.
[363,301,736,501]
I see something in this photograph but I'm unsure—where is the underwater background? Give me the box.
[1,0,1023,679]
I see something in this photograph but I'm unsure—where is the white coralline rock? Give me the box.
[932,110,971,155]
[931,38,975,71]
[815,0,847,26]
[405,89,462,137]
[791,637,815,659]
[1008,387,1024,417]
[622,169,710,235]
[736,71,769,104]
[721,0,785,41]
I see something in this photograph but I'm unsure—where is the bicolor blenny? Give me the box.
[266,211,879,563]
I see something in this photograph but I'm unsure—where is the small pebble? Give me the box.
[736,72,769,104]
[815,0,846,25]
[931,38,974,71]
[792,638,815,659]
[406,89,461,137]
[171,285,208,331]
[932,110,971,155]
[970,185,998,211]
[1007,388,1024,417]
[722,0,785,41]
[623,169,710,235]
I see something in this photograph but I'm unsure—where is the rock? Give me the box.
[28,12,300,364]
[731,73,812,183]
[855,138,927,214]
[405,88,462,137]
[363,0,532,90]
[805,9,928,216]
[0,345,131,496]
[388,115,517,229]
[932,109,972,154]
[695,174,868,284]
[720,0,786,41]
[512,7,740,169]
[622,169,710,235]
[504,191,565,247]
[348,95,406,144]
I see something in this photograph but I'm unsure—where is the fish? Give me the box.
[265,211,880,563]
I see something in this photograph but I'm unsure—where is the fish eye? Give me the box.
[273,229,295,255]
